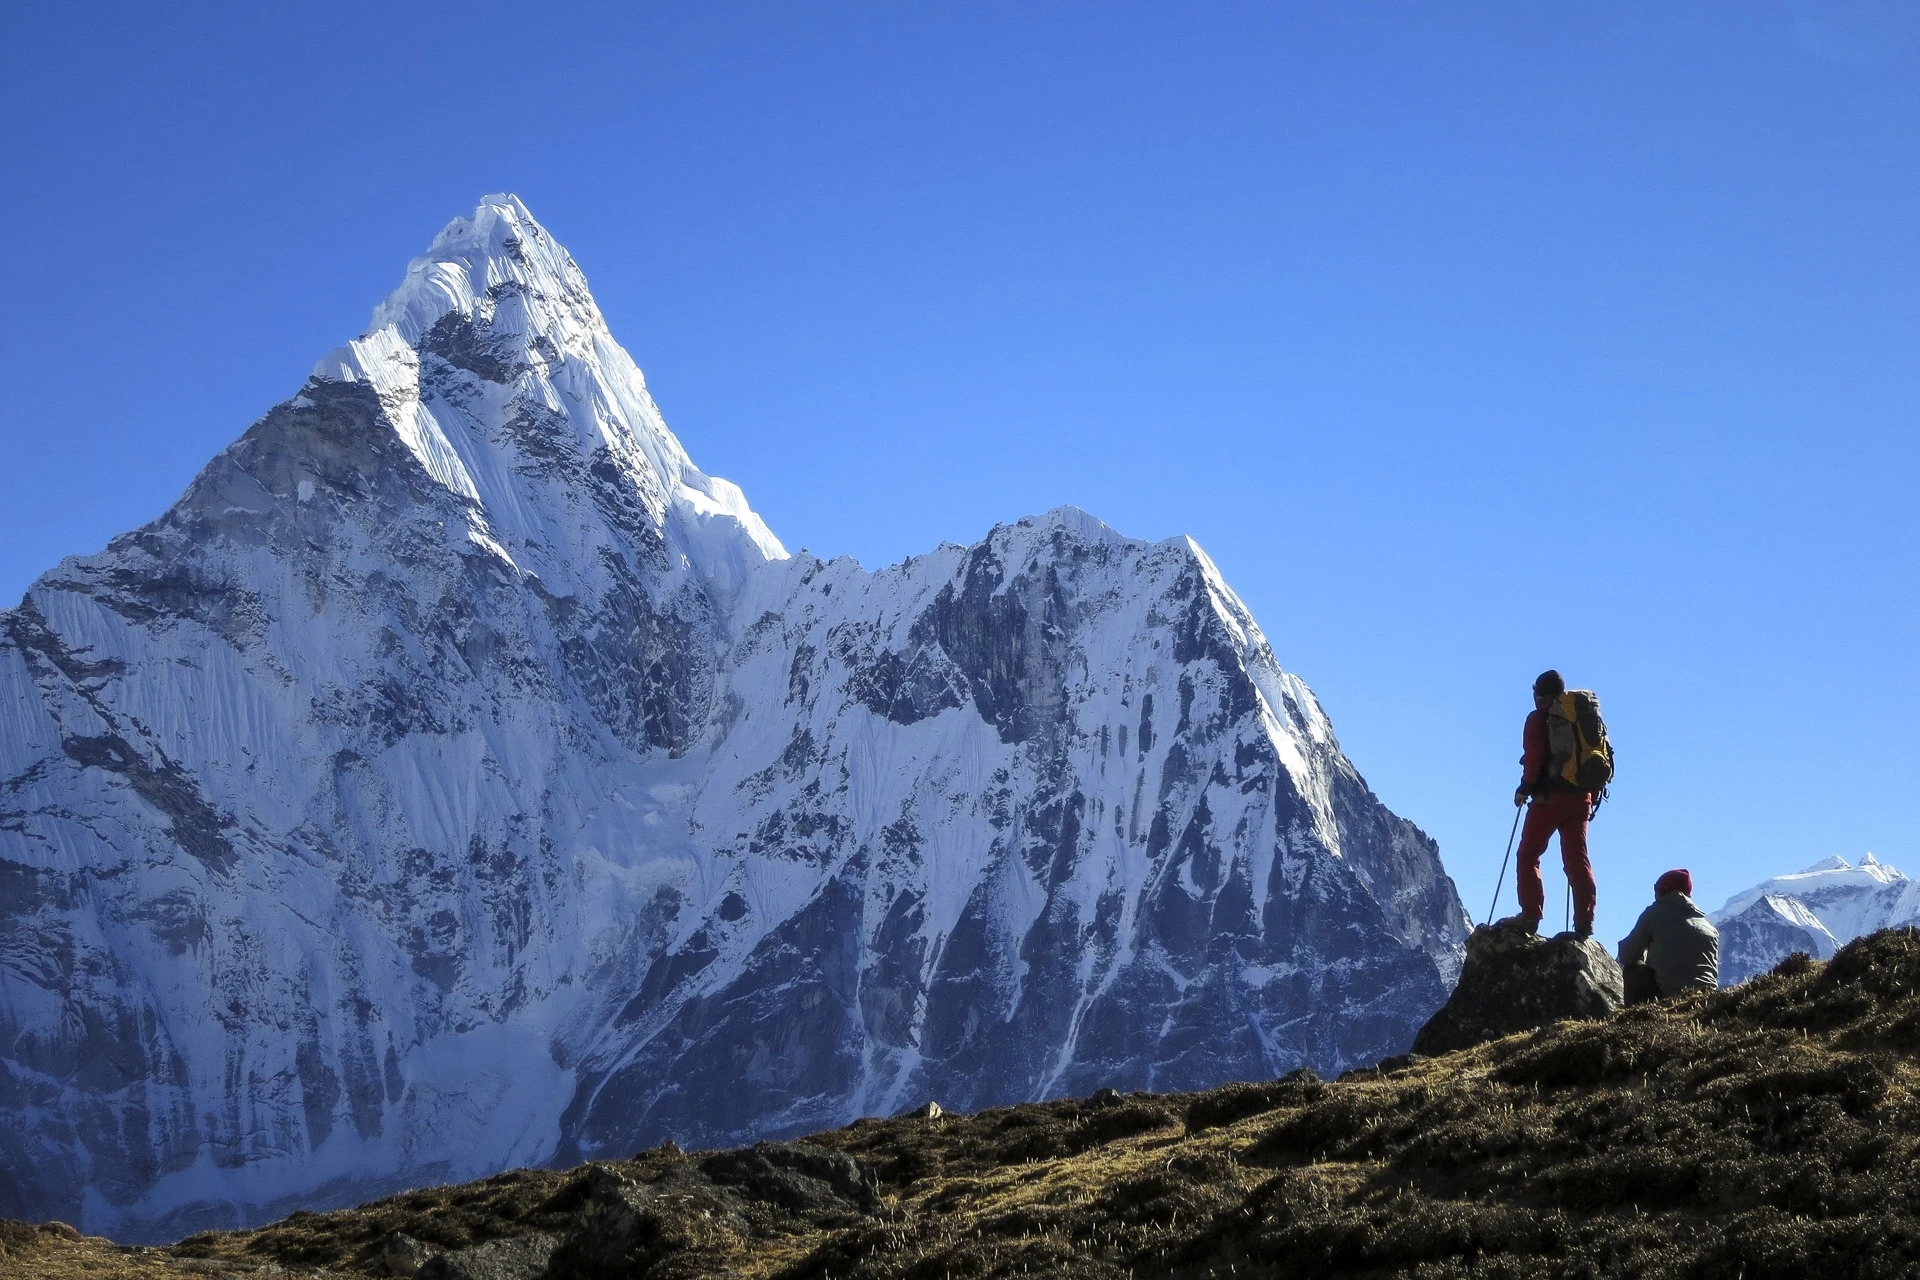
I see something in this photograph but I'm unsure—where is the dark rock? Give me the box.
[697,1140,882,1217]
[1089,1087,1124,1107]
[1411,917,1624,1055]
[416,1233,556,1280]
[381,1232,433,1275]
[550,1168,657,1275]
[631,1139,682,1160]
[546,1164,748,1278]
[420,310,527,386]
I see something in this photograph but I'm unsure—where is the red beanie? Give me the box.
[1655,869,1692,898]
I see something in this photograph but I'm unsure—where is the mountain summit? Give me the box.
[1713,853,1918,983]
[0,196,1468,1239]
[319,192,785,599]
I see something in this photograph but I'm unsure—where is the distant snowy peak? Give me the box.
[1720,852,1896,909]
[1713,854,1918,985]
[1715,852,1907,928]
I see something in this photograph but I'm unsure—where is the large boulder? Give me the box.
[1411,918,1624,1055]
[418,1235,557,1280]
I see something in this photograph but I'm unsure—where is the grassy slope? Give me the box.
[12,929,1920,1279]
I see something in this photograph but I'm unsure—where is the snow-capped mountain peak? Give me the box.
[1713,853,1916,984]
[0,196,1467,1240]
[1716,853,1906,922]
[365,193,587,349]
[311,194,783,603]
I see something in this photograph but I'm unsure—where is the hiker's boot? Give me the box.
[1574,921,1594,940]
[1495,913,1541,936]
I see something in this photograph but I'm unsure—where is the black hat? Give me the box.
[1533,670,1565,698]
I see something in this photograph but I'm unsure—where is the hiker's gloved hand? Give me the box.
[1514,787,1528,808]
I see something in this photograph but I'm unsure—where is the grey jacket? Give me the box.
[1618,893,1720,995]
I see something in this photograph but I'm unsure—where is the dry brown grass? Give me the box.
[15,929,1920,1279]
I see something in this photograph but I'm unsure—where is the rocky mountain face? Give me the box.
[1712,854,1916,985]
[0,196,1468,1240]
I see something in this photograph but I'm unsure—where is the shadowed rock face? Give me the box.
[1411,919,1624,1055]
[0,196,1468,1239]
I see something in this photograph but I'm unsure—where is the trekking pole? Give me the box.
[1564,883,1572,934]
[1484,805,1525,927]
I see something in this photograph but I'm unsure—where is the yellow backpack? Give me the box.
[1545,690,1613,797]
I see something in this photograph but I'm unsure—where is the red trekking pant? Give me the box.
[1516,791,1595,929]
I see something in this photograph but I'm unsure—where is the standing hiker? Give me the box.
[1510,669,1611,938]
[1618,869,1719,1002]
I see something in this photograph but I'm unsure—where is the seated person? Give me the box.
[1617,869,1719,1003]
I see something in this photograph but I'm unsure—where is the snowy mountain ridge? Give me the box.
[0,196,1468,1240]
[1712,854,1916,984]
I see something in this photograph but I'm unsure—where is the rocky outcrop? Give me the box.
[417,1234,557,1280]
[546,1148,883,1279]
[0,196,1469,1238]
[1410,918,1623,1056]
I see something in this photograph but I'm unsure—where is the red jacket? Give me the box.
[1520,708,1595,801]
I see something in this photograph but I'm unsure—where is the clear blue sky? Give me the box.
[3,2,1915,944]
